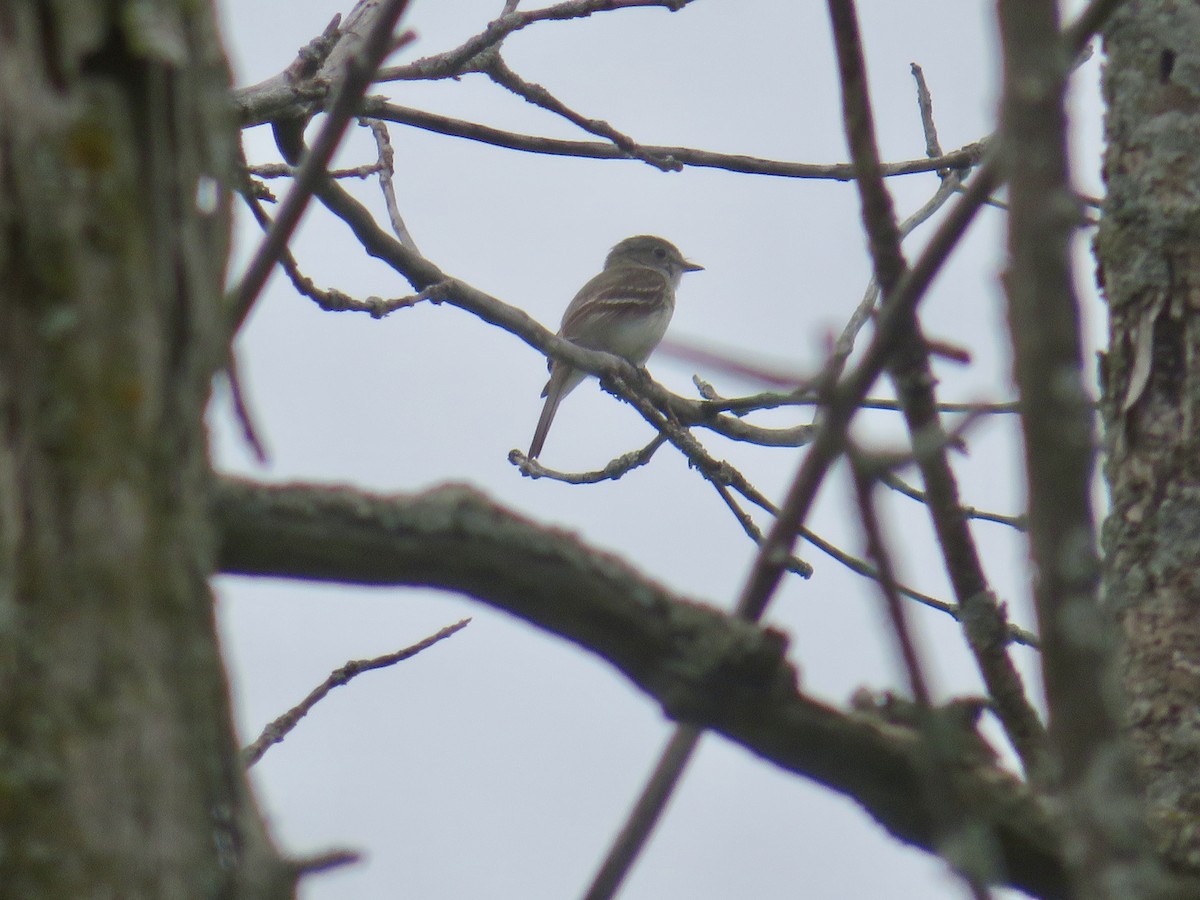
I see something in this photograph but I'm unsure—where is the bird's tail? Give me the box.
[528,366,575,459]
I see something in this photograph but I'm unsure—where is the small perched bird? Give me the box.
[527,235,703,459]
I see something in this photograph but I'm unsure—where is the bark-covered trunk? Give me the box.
[0,4,282,897]
[1099,0,1200,881]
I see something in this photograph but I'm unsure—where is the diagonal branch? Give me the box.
[242,619,470,766]
[851,453,1001,896]
[481,53,681,171]
[828,0,1047,773]
[997,0,1160,896]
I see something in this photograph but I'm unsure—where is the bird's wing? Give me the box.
[559,266,671,343]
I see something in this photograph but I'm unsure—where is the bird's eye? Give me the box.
[654,248,667,258]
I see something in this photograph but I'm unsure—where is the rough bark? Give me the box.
[0,4,283,898]
[1099,0,1200,882]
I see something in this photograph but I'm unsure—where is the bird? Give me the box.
[527,235,702,459]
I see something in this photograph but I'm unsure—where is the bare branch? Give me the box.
[584,726,702,900]
[285,848,361,882]
[375,0,696,83]
[828,0,905,292]
[510,435,668,483]
[362,99,986,181]
[828,0,1046,772]
[229,0,416,330]
[226,353,269,464]
[360,118,420,249]
[238,184,431,317]
[242,619,470,767]
[705,482,815,580]
[580,3,1124,883]
[828,166,963,383]
[998,0,1160,894]
[850,452,1002,897]
[879,471,1028,531]
[212,476,1073,900]
[248,161,384,179]
[482,53,681,171]
[692,376,1021,418]
[910,63,944,163]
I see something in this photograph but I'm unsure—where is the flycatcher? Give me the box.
[527,235,703,459]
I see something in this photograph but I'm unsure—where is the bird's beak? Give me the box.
[683,259,704,272]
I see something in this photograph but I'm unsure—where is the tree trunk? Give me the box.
[1100,0,1200,880]
[0,4,282,897]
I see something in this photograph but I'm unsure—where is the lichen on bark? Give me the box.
[0,4,284,898]
[1100,0,1200,876]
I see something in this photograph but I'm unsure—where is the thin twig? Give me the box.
[582,726,703,900]
[484,53,679,171]
[825,63,962,382]
[828,169,963,382]
[226,353,268,464]
[287,849,361,880]
[852,453,1001,898]
[804,521,1038,645]
[699,436,1037,645]
[851,454,932,706]
[242,619,470,767]
[692,377,1021,417]
[361,118,420,249]
[708,482,814,579]
[510,435,668,483]
[238,186,432,318]
[910,63,943,163]
[879,471,1027,531]
[248,161,385,179]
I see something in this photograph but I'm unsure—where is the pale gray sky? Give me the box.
[213,2,1105,897]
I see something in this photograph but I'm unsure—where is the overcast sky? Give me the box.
[211,2,1105,897]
